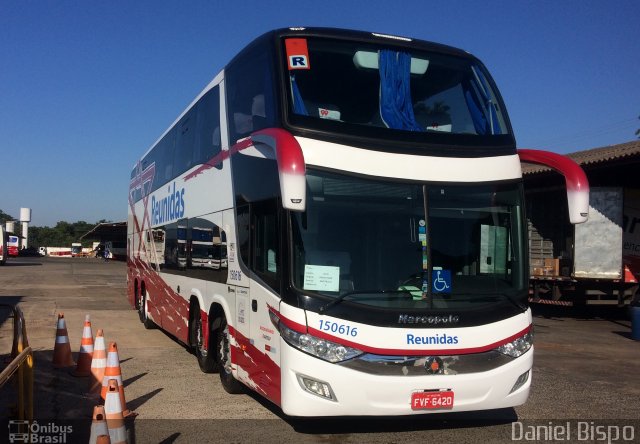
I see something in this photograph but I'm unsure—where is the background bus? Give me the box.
[190,226,227,270]
[7,235,20,257]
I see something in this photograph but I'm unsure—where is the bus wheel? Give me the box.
[216,316,244,394]
[138,287,155,329]
[191,301,218,373]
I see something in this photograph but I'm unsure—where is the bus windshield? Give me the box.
[283,36,510,143]
[291,170,526,310]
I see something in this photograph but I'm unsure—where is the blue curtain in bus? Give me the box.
[464,67,501,135]
[464,87,487,135]
[290,75,308,116]
[379,50,421,131]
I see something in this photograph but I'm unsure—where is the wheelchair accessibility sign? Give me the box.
[432,268,451,294]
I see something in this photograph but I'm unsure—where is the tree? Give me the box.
[636,115,639,139]
[0,210,104,248]
[28,221,97,248]
[0,209,15,225]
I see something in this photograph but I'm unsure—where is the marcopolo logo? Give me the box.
[398,314,460,325]
[151,182,185,226]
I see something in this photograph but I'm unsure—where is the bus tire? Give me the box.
[191,301,218,373]
[138,285,155,329]
[216,316,244,394]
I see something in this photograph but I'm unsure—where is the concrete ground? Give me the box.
[1,256,639,443]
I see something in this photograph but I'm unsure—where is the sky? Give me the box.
[1,1,638,227]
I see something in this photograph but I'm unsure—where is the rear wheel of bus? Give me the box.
[216,315,244,394]
[138,283,155,329]
[190,300,218,373]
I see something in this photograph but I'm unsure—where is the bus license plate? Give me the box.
[411,391,454,410]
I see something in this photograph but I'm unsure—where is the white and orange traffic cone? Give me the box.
[71,314,94,377]
[88,329,107,396]
[101,342,133,417]
[89,405,109,444]
[52,312,75,368]
[104,379,127,444]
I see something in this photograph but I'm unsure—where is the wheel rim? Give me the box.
[195,316,207,357]
[219,325,232,374]
[139,292,146,320]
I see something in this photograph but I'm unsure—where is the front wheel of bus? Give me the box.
[217,316,244,394]
[191,301,218,373]
[138,286,155,329]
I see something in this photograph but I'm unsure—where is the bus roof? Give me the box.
[134,27,486,169]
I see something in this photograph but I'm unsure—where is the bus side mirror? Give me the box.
[518,149,589,224]
[251,128,307,212]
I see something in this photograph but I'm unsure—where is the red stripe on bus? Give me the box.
[229,325,281,406]
[273,309,531,356]
[183,128,305,182]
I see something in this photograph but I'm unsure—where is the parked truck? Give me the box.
[527,186,640,305]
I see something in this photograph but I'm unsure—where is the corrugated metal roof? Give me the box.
[80,221,126,240]
[522,140,640,174]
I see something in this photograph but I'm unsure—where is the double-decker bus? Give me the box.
[127,28,588,416]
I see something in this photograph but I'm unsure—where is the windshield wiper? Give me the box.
[499,293,528,311]
[460,292,527,311]
[319,289,412,314]
[425,291,527,312]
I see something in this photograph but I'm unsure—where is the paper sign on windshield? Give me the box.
[303,265,340,292]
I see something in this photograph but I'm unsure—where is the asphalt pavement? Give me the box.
[1,256,639,443]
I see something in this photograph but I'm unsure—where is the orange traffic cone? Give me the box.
[101,342,133,417]
[89,405,109,444]
[88,329,107,396]
[104,379,127,444]
[52,313,75,368]
[71,314,94,376]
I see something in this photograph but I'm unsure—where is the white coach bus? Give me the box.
[127,27,589,416]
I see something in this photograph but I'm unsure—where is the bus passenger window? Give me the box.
[233,111,253,136]
[255,213,278,276]
[226,47,276,143]
[251,94,267,130]
[236,205,250,267]
[250,200,280,290]
[174,110,196,175]
[195,86,222,169]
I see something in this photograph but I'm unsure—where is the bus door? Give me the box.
[223,208,251,385]
[248,200,282,400]
[247,275,282,402]
[230,202,282,399]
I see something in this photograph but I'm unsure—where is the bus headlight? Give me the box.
[494,330,533,358]
[278,322,363,363]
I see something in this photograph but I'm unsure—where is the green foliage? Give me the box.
[29,221,97,248]
[0,209,15,224]
[0,209,104,247]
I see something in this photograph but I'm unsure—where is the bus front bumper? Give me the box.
[280,343,533,417]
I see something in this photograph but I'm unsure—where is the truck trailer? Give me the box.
[526,186,640,305]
